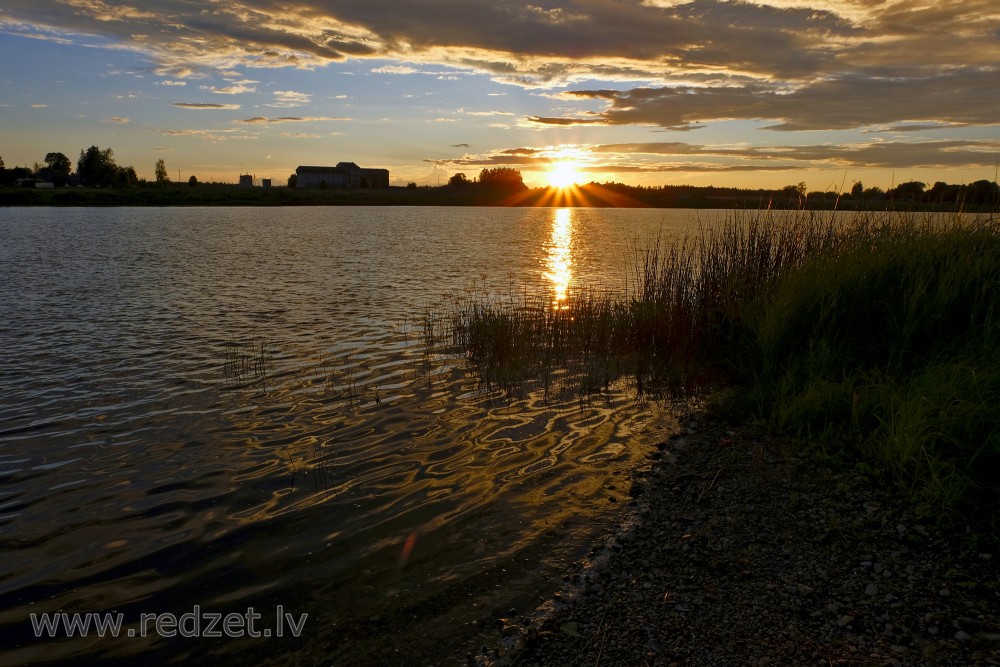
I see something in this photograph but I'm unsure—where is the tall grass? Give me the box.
[448,209,1000,523]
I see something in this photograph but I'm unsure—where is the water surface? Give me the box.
[0,206,714,665]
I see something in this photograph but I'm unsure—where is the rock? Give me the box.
[865,583,879,596]
[954,631,971,641]
[836,615,855,627]
[939,588,951,597]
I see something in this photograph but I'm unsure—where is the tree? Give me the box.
[890,181,925,202]
[781,182,807,196]
[155,158,169,184]
[78,145,115,186]
[36,152,72,186]
[188,175,198,187]
[77,145,137,187]
[926,181,959,204]
[478,167,527,192]
[287,173,298,188]
[44,152,72,177]
[448,172,469,187]
[964,179,1000,206]
[851,181,863,197]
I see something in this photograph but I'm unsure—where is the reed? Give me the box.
[447,208,1000,524]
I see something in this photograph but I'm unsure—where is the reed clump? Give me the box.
[449,209,1000,524]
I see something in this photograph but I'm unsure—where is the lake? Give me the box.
[0,206,722,665]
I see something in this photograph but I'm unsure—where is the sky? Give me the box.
[0,0,998,189]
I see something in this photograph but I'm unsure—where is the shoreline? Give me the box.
[2,184,991,213]
[474,411,1000,666]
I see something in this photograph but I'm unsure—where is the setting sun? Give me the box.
[547,161,582,189]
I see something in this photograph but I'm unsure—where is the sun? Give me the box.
[547,161,581,189]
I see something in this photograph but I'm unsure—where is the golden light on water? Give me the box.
[544,208,573,307]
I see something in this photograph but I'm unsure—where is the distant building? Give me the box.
[295,163,390,189]
[238,174,255,187]
[262,179,272,188]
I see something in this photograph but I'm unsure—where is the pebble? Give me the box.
[492,420,999,667]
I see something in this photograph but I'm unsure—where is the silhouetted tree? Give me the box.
[926,181,959,204]
[78,145,116,186]
[188,175,198,187]
[77,145,137,187]
[448,172,469,187]
[44,152,72,176]
[851,181,863,197]
[964,179,1000,206]
[890,181,925,202]
[155,158,169,184]
[287,173,297,188]
[37,152,72,185]
[478,167,526,192]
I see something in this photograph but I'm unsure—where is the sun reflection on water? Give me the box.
[544,208,573,307]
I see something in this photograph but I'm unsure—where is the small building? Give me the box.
[295,163,390,189]
[238,174,255,187]
[262,179,272,188]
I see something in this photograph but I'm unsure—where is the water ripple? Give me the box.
[0,206,706,665]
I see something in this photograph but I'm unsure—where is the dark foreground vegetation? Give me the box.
[444,210,1000,528]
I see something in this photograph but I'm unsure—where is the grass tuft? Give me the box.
[446,208,1000,525]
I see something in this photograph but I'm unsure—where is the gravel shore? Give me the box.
[475,412,1000,666]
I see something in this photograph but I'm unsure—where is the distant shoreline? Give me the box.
[1,183,992,212]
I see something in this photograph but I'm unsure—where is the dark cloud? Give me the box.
[530,68,1000,131]
[429,136,1000,176]
[591,138,1000,169]
[1,0,997,132]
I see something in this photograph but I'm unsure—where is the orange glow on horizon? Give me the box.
[546,161,582,189]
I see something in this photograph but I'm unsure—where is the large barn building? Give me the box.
[295,163,390,189]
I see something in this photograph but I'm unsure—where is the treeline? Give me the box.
[436,169,999,210]
[548,179,1000,210]
[4,153,998,211]
[0,146,138,188]
[0,147,208,188]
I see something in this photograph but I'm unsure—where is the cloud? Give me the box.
[1,0,997,134]
[158,128,256,142]
[158,80,186,86]
[428,136,1000,176]
[528,68,1000,132]
[30,103,49,108]
[106,116,130,123]
[234,115,350,124]
[173,102,241,109]
[268,90,311,107]
[201,81,257,94]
